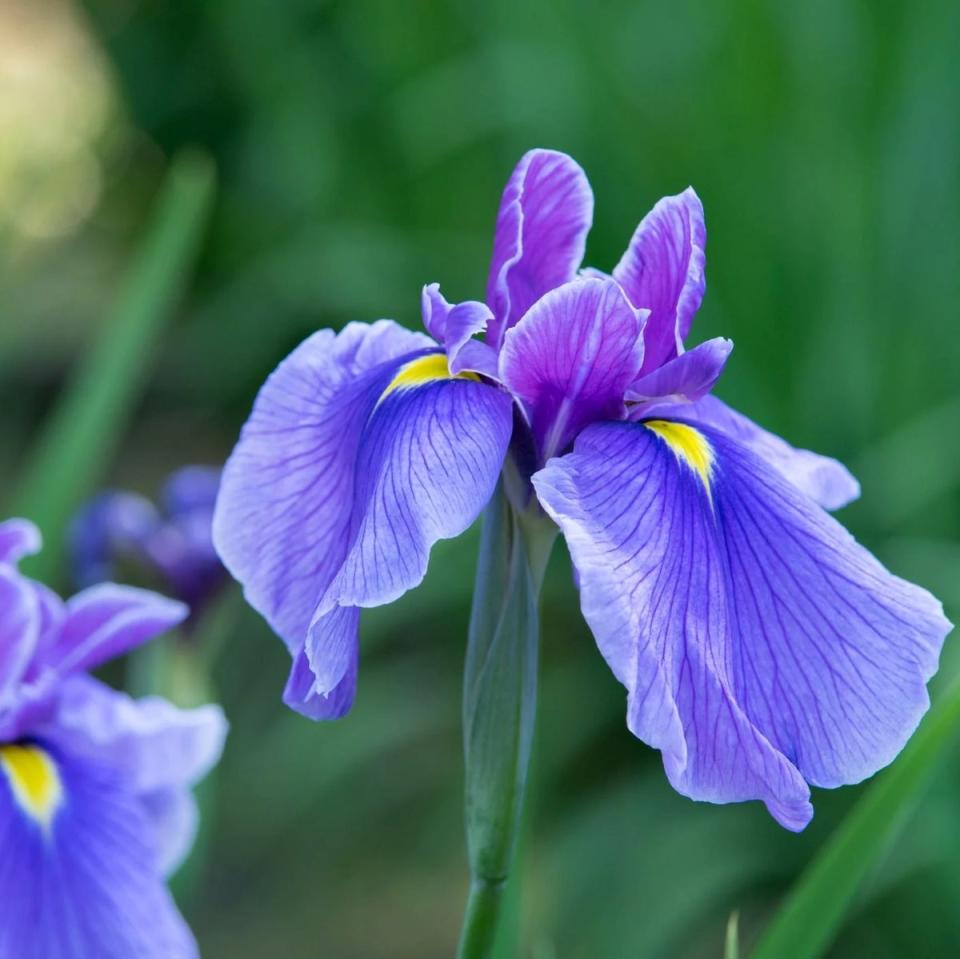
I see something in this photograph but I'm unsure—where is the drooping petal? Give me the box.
[42,675,226,876]
[626,337,733,409]
[0,566,39,708]
[40,584,187,679]
[213,321,434,651]
[214,321,513,718]
[0,741,199,958]
[499,277,646,461]
[486,149,594,349]
[613,188,706,375]
[421,283,498,375]
[304,370,514,701]
[671,394,860,510]
[533,419,950,830]
[0,518,41,566]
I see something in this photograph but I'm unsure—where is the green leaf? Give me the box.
[725,911,740,959]
[9,150,215,584]
[751,677,960,959]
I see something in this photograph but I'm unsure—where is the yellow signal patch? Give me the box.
[0,743,64,829]
[380,353,479,401]
[644,420,714,491]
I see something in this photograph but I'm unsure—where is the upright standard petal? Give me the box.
[533,420,950,830]
[613,188,706,375]
[499,278,645,461]
[672,394,861,510]
[0,741,198,958]
[486,149,594,350]
[214,321,513,719]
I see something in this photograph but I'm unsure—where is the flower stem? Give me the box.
[457,482,555,958]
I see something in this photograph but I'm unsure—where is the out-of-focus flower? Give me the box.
[213,149,951,830]
[70,466,226,618]
[0,518,227,957]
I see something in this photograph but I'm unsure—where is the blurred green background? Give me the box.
[1,0,959,956]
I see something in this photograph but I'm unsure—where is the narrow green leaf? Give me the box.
[9,150,215,583]
[725,911,740,959]
[751,678,960,959]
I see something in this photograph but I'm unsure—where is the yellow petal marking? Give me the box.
[380,352,479,401]
[644,420,714,492]
[0,743,63,829]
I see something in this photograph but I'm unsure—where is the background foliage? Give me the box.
[1,0,958,955]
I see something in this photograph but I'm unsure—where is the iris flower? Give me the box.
[214,149,951,830]
[70,466,226,617]
[0,518,226,956]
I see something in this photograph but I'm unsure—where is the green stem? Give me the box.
[457,483,555,958]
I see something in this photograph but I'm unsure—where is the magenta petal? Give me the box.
[499,277,646,460]
[627,337,733,410]
[613,188,706,375]
[534,420,950,830]
[486,149,594,349]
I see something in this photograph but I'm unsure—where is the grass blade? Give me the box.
[751,678,960,959]
[10,150,215,583]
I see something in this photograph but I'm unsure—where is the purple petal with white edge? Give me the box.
[673,394,861,510]
[41,584,188,679]
[486,149,594,349]
[627,337,733,409]
[213,321,434,653]
[305,373,513,697]
[41,675,226,876]
[533,420,951,830]
[613,188,706,375]
[0,518,41,565]
[499,277,646,461]
[0,566,39,707]
[421,283,494,374]
[0,741,199,958]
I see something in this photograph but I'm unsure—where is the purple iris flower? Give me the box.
[214,149,951,830]
[71,466,226,617]
[0,518,226,957]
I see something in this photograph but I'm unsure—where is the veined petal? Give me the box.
[533,420,951,830]
[613,188,706,375]
[499,277,646,461]
[626,337,733,410]
[213,321,434,651]
[306,371,513,697]
[486,149,594,349]
[214,321,513,718]
[0,519,41,566]
[42,584,188,679]
[0,741,198,958]
[675,394,861,510]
